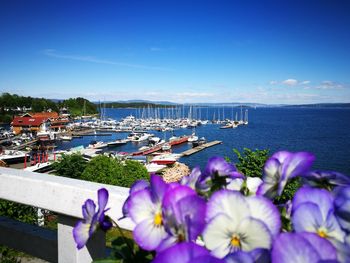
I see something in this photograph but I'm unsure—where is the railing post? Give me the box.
[57,215,106,263]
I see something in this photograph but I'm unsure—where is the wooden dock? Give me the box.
[180,140,222,156]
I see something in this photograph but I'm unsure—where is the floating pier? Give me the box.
[180,140,222,156]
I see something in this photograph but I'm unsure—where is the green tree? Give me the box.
[81,156,149,187]
[231,148,269,178]
[52,153,87,179]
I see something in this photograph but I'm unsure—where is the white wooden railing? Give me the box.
[0,167,134,262]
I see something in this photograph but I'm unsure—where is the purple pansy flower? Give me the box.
[334,186,350,232]
[302,170,350,188]
[158,185,207,251]
[257,151,315,199]
[181,166,202,190]
[272,232,337,263]
[73,188,112,249]
[203,190,280,258]
[153,242,224,263]
[292,187,345,243]
[198,156,245,192]
[121,179,149,218]
[127,175,172,251]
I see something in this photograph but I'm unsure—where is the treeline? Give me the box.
[58,97,97,116]
[0,93,98,123]
[104,102,173,108]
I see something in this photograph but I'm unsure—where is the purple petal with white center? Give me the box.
[272,233,321,263]
[156,235,178,252]
[292,202,323,233]
[82,199,96,222]
[272,151,293,164]
[299,232,337,261]
[196,172,211,192]
[247,196,281,238]
[130,179,150,194]
[257,158,281,198]
[205,156,237,177]
[128,189,155,224]
[133,218,169,251]
[280,152,315,183]
[237,217,272,252]
[181,166,202,189]
[292,187,334,219]
[206,190,250,222]
[73,221,91,249]
[224,251,254,263]
[122,180,150,217]
[334,186,350,232]
[153,242,221,263]
[150,174,169,203]
[203,213,236,258]
[246,177,263,195]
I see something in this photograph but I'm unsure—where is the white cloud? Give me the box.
[269,80,278,85]
[301,80,310,85]
[282,79,298,86]
[317,81,344,89]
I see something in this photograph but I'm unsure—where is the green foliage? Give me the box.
[232,148,269,178]
[81,156,149,187]
[0,200,37,261]
[274,177,302,204]
[52,153,87,179]
[0,200,37,224]
[58,97,97,116]
[0,92,59,113]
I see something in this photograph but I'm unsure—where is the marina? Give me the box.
[180,140,223,156]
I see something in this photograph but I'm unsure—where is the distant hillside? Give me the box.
[103,102,175,108]
[0,93,98,123]
[282,103,350,108]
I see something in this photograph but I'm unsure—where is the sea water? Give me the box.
[56,107,350,175]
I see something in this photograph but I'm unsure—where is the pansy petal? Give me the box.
[130,179,150,194]
[281,152,315,180]
[292,202,323,233]
[272,233,320,263]
[324,212,345,242]
[271,151,292,163]
[73,221,91,249]
[133,218,168,251]
[299,232,337,261]
[225,251,254,263]
[292,187,334,220]
[205,156,237,177]
[97,188,109,213]
[153,242,216,263]
[150,174,169,203]
[226,178,244,191]
[82,199,96,222]
[247,196,281,237]
[334,186,350,232]
[181,166,202,189]
[206,190,249,222]
[238,217,272,251]
[203,213,235,258]
[128,189,155,224]
[246,177,263,195]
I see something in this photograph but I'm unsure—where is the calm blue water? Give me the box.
[55,107,350,175]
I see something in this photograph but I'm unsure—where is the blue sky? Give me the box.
[1,0,349,104]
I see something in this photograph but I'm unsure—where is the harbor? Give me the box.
[0,106,251,175]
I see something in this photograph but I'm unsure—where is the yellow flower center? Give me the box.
[317,229,328,238]
[154,212,162,226]
[231,235,241,247]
